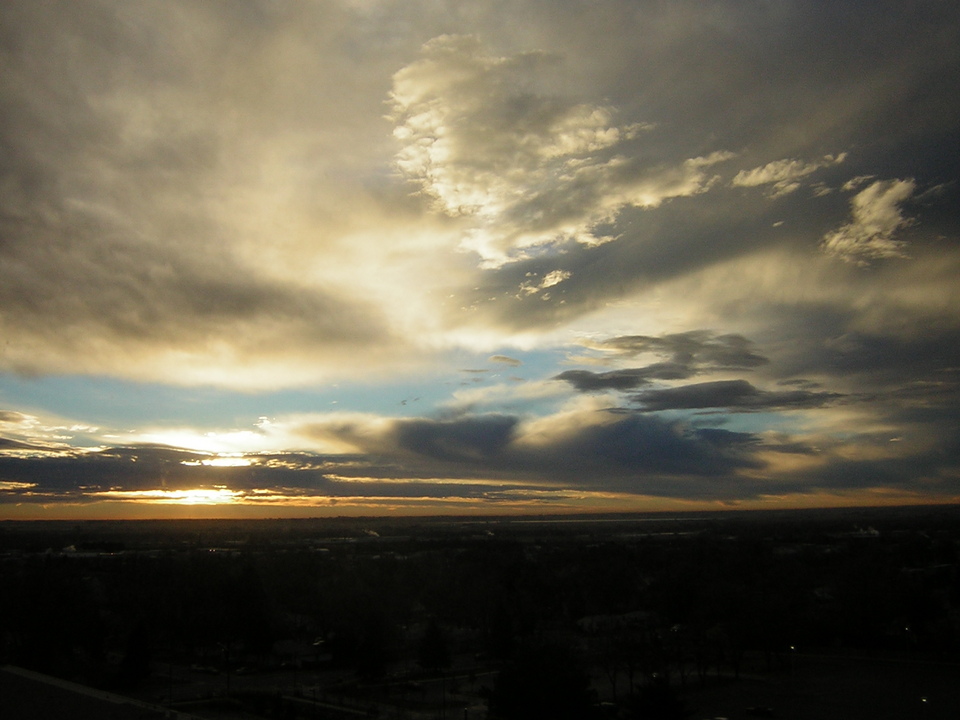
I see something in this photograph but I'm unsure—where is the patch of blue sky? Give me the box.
[680,408,817,438]
[0,345,575,436]
[0,372,428,427]
[0,373,260,428]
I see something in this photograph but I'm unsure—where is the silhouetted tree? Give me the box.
[354,609,396,681]
[118,619,152,689]
[625,676,685,720]
[487,601,517,661]
[486,638,597,720]
[418,617,451,672]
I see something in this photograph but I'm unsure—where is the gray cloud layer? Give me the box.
[632,379,841,413]
[1,0,958,512]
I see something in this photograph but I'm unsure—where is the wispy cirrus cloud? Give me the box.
[732,153,847,197]
[821,178,917,263]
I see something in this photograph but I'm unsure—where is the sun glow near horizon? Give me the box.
[94,487,242,506]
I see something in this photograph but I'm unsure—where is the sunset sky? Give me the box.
[1,0,959,519]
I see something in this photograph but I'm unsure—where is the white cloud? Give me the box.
[842,175,876,191]
[442,378,570,416]
[390,35,731,267]
[518,269,573,296]
[821,179,916,264]
[0,409,101,455]
[732,153,846,197]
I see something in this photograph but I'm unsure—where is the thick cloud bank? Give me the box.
[1,0,958,515]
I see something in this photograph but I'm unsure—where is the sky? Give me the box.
[1,0,959,519]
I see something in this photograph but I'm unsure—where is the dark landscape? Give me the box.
[3,505,960,719]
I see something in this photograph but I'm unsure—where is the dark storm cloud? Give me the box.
[733,295,960,459]
[779,326,960,388]
[584,0,960,164]
[0,444,331,502]
[555,365,688,392]
[555,332,769,392]
[394,415,518,463]
[766,436,960,499]
[0,439,532,504]
[520,413,764,480]
[0,445,206,495]
[0,438,48,453]
[314,410,766,489]
[596,332,769,368]
[633,379,842,413]
[445,0,960,330]
[0,401,954,506]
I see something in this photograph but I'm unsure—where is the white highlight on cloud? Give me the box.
[93,487,241,505]
[821,179,916,264]
[0,410,101,454]
[842,175,876,191]
[519,269,572,296]
[442,378,569,415]
[732,153,847,197]
[389,35,731,267]
[182,455,254,468]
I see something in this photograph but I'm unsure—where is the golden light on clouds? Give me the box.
[182,456,254,468]
[94,487,241,506]
[0,1,957,518]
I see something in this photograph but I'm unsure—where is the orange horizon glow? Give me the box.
[2,489,958,521]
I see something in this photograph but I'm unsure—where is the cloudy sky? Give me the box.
[1,0,959,518]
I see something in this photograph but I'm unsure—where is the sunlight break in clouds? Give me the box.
[94,487,241,505]
[0,0,958,518]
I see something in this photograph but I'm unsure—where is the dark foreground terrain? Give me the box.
[3,505,960,719]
